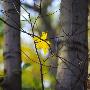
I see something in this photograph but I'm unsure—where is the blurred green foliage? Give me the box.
[0,19,4,36]
[0,17,4,77]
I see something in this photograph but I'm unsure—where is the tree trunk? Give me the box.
[56,0,88,90]
[40,0,58,76]
[3,0,21,90]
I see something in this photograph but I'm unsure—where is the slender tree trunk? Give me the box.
[56,0,88,90]
[3,0,21,90]
[41,0,58,76]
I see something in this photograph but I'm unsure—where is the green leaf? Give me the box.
[23,63,31,70]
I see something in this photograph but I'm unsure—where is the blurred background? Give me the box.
[0,0,90,90]
[0,0,61,90]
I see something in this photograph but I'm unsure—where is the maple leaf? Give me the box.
[33,32,50,55]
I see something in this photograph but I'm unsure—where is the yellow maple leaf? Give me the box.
[33,32,50,55]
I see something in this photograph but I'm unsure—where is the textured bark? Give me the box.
[56,0,88,90]
[40,0,58,76]
[3,0,21,90]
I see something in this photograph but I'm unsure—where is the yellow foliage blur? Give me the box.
[21,44,39,63]
[33,32,50,55]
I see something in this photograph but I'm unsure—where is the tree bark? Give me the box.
[3,0,21,90]
[40,0,58,76]
[56,0,88,90]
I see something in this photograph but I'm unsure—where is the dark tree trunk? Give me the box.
[56,0,88,90]
[3,0,21,90]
